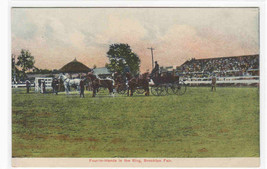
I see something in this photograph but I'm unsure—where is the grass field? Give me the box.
[12,87,259,157]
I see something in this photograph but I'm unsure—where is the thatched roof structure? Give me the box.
[59,58,91,73]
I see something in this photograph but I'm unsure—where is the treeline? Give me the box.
[12,43,142,81]
[12,49,55,81]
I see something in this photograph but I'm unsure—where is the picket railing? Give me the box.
[12,83,34,88]
[183,76,259,85]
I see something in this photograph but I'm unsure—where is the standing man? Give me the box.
[42,80,46,93]
[38,79,42,93]
[211,74,217,92]
[52,78,58,94]
[80,79,85,98]
[52,78,56,94]
[52,78,59,95]
[25,79,31,94]
[56,79,60,94]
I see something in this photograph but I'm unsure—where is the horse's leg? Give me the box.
[92,88,96,97]
[110,85,115,97]
[108,87,111,95]
[64,82,69,94]
[108,87,112,96]
[146,88,149,96]
[64,84,68,95]
[130,87,133,96]
[77,85,80,94]
[127,87,130,96]
[112,84,116,94]
[145,84,149,96]
[109,82,115,96]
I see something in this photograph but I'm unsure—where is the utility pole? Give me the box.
[147,47,155,70]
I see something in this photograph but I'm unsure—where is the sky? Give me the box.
[11,8,259,72]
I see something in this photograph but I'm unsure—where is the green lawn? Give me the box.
[12,87,259,157]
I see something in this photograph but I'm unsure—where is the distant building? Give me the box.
[59,58,91,78]
[93,67,111,78]
[160,66,174,73]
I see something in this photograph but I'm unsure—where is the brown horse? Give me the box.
[126,72,150,96]
[86,73,114,97]
[113,72,127,94]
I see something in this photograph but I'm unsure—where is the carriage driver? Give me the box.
[151,61,160,77]
[123,63,131,83]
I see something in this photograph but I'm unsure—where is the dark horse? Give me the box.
[125,72,150,96]
[113,72,127,94]
[86,73,114,97]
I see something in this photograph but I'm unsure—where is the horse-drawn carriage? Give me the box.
[114,71,187,96]
[150,73,187,96]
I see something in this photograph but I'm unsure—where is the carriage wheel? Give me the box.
[151,86,158,96]
[167,84,179,95]
[176,81,187,95]
[136,88,145,94]
[157,85,168,96]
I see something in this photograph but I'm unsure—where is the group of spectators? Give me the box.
[178,55,259,78]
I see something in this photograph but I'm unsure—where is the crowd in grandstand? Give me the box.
[177,55,259,78]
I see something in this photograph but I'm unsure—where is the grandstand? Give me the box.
[176,54,259,86]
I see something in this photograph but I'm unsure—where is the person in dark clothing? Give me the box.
[123,65,130,82]
[211,75,217,92]
[56,79,60,94]
[151,61,159,77]
[42,80,46,93]
[154,61,159,70]
[124,65,130,74]
[38,79,42,93]
[80,79,85,98]
[52,78,59,95]
[25,80,31,93]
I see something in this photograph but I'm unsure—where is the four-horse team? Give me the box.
[55,70,150,97]
[39,61,192,97]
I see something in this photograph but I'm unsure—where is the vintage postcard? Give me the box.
[11,5,260,168]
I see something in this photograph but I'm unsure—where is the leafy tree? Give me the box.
[106,43,140,76]
[12,55,18,82]
[12,55,16,78]
[16,49,35,78]
[11,54,25,82]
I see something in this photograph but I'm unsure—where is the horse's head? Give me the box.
[87,72,93,78]
[58,73,63,80]
[142,72,150,80]
[114,72,119,77]
[86,72,96,81]
[125,72,132,79]
[58,73,68,81]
